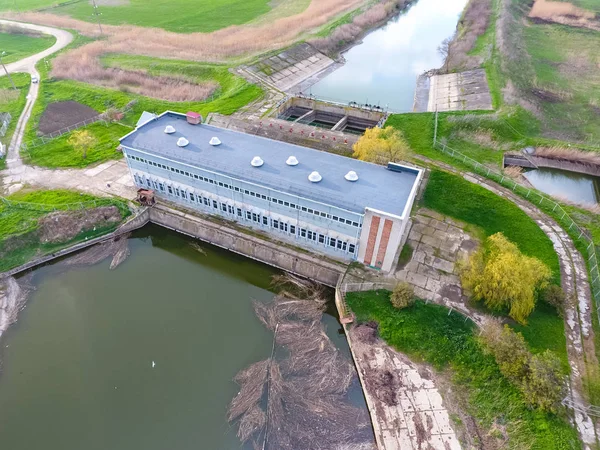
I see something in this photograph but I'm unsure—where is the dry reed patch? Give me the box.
[453,129,511,151]
[529,0,600,31]
[535,146,600,166]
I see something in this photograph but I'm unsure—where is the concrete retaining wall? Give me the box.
[149,205,345,287]
[278,97,385,122]
[528,156,600,177]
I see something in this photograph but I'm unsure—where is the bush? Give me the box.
[521,351,565,413]
[542,285,566,317]
[390,282,414,309]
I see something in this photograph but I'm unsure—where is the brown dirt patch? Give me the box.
[38,205,122,243]
[38,101,100,135]
[529,0,600,31]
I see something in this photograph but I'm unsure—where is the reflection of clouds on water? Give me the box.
[524,169,600,205]
[309,0,469,111]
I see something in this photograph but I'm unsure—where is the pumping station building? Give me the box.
[120,111,422,272]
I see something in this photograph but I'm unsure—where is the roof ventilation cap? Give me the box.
[164,125,176,134]
[251,156,264,167]
[286,156,299,166]
[177,137,189,147]
[308,171,322,183]
[345,170,359,181]
[209,137,221,146]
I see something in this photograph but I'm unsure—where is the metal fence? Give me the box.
[0,196,113,213]
[0,112,11,137]
[20,116,107,152]
[432,111,600,311]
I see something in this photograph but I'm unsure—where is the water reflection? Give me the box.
[523,168,600,205]
[309,0,469,112]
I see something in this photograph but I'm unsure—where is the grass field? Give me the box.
[0,0,272,33]
[23,54,262,168]
[0,189,129,271]
[347,292,579,449]
[0,30,56,64]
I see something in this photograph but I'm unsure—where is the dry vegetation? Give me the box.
[534,146,600,166]
[228,274,374,449]
[0,22,44,37]
[529,0,600,31]
[310,0,410,54]
[444,0,493,72]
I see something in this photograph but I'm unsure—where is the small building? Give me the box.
[120,111,423,272]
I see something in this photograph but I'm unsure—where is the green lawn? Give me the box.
[0,31,56,64]
[347,291,579,449]
[24,54,262,168]
[0,189,130,271]
[0,0,272,33]
[0,73,30,170]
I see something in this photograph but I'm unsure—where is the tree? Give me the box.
[352,126,410,165]
[542,284,566,317]
[67,130,97,160]
[521,350,565,412]
[437,34,454,74]
[390,282,414,309]
[460,233,551,324]
[479,321,530,384]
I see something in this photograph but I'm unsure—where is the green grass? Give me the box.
[423,169,560,282]
[0,189,130,271]
[24,54,262,168]
[0,0,271,33]
[0,72,30,170]
[347,291,580,449]
[23,122,131,168]
[0,31,56,64]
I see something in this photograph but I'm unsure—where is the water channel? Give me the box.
[308,0,469,112]
[0,226,368,450]
[524,168,600,205]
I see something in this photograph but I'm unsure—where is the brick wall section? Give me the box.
[375,219,393,268]
[364,216,381,266]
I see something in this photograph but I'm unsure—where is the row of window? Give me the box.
[134,175,357,255]
[128,154,361,227]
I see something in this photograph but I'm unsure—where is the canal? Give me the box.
[0,225,368,450]
[524,168,600,205]
[308,0,469,112]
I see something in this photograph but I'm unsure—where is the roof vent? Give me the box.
[286,156,299,166]
[308,171,322,183]
[177,137,189,147]
[345,170,359,181]
[209,137,221,146]
[164,125,176,134]
[251,156,264,167]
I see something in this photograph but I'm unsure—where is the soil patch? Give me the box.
[38,205,121,243]
[38,101,100,135]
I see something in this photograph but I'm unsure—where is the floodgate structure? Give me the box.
[120,112,422,273]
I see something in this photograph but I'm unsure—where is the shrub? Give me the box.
[390,282,414,309]
[460,233,551,324]
[353,126,410,164]
[542,285,566,317]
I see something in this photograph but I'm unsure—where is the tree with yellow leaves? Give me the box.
[67,129,97,160]
[352,126,410,164]
[460,233,551,324]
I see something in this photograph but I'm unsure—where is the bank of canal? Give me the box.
[0,225,369,450]
[308,0,469,112]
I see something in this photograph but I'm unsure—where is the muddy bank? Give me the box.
[0,276,33,341]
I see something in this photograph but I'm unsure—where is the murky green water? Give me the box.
[308,0,469,112]
[0,225,365,450]
[524,168,600,205]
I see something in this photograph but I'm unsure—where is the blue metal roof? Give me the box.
[120,112,420,216]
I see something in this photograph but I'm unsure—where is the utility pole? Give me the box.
[0,52,17,91]
[91,0,103,36]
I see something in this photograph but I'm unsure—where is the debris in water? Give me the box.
[228,274,375,450]
[152,361,156,368]
[62,233,130,268]
[189,242,207,256]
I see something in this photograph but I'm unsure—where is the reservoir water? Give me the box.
[523,168,600,205]
[308,0,469,112]
[0,225,367,450]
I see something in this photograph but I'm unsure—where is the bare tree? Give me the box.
[437,33,456,74]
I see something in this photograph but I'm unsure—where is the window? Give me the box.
[273,219,279,229]
[300,228,306,238]
[250,192,256,197]
[222,203,227,212]
[167,186,173,194]
[159,183,164,192]
[146,179,152,187]
[170,167,175,172]
[329,238,337,248]
[175,169,180,174]
[203,198,210,206]
[218,182,224,187]
[194,174,199,179]
[234,187,240,192]
[189,193,195,201]
[175,188,180,197]
[282,223,288,232]
[332,216,339,222]
[290,204,296,209]
[307,209,313,214]
[337,240,343,250]
[152,181,158,189]
[307,230,314,240]
[181,191,187,200]
[349,244,356,254]
[318,234,325,244]
[246,211,252,220]
[302,207,307,212]
[261,195,267,200]
[237,208,242,217]
[346,219,352,225]
[244,190,250,195]
[252,213,258,223]
[213,200,218,209]
[228,205,234,214]
[284,202,289,207]
[342,242,348,251]
[320,212,326,218]
[262,216,268,226]
[290,225,296,234]
[353,222,360,227]
[278,200,284,205]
